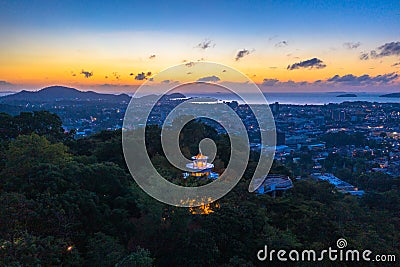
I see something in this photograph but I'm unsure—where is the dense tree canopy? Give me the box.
[0,111,399,266]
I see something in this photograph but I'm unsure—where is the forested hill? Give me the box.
[0,86,131,103]
[0,111,399,266]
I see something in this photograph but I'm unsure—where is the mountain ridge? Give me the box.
[380,92,400,98]
[0,86,131,103]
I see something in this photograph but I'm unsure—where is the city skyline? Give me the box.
[0,0,399,93]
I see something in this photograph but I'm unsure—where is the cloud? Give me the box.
[80,70,93,78]
[160,79,179,85]
[343,42,361,49]
[258,72,399,89]
[260,78,311,87]
[0,80,13,86]
[185,62,195,67]
[235,49,252,61]
[281,80,310,86]
[275,41,288,48]
[134,72,152,80]
[112,72,121,80]
[268,35,278,41]
[360,41,400,60]
[135,73,146,80]
[297,81,309,86]
[98,83,133,89]
[149,54,156,59]
[196,39,215,50]
[359,52,369,60]
[197,75,221,82]
[287,58,326,70]
[373,42,400,57]
[327,72,399,86]
[262,78,279,86]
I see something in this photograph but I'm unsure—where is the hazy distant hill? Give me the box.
[0,86,131,103]
[337,93,357,97]
[380,92,400,98]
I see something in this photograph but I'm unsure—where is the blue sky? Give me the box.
[0,0,399,92]
[1,0,398,36]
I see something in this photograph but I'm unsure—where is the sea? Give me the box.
[186,92,400,105]
[0,92,15,97]
[2,91,400,105]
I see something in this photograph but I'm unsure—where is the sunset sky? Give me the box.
[0,0,399,93]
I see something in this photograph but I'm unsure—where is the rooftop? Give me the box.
[312,173,365,196]
[255,174,294,194]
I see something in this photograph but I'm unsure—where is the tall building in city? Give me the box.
[332,110,346,121]
[271,102,280,115]
[277,131,286,145]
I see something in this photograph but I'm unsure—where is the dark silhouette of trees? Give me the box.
[0,111,399,266]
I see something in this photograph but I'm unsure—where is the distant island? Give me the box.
[337,93,357,97]
[380,92,400,98]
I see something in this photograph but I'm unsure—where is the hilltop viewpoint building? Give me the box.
[183,153,219,179]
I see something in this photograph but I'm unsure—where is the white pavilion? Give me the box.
[183,153,219,179]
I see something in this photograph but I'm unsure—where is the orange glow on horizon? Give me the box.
[1,48,398,91]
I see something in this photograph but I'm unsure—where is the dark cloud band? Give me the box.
[287,58,326,70]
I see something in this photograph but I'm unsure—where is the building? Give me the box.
[332,110,346,121]
[183,153,219,179]
[307,143,326,151]
[313,116,325,126]
[254,174,294,197]
[311,173,365,196]
[271,102,280,115]
[277,131,286,145]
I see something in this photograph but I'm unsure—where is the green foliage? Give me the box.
[116,247,154,267]
[84,232,125,267]
[0,192,82,266]
[0,111,66,142]
[1,133,70,180]
[0,231,82,266]
[0,112,399,266]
